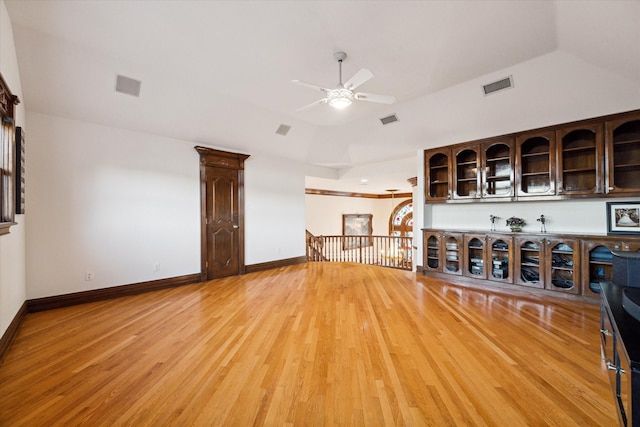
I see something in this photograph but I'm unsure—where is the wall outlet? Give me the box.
[85,272,93,281]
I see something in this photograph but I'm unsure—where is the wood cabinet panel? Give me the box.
[442,232,464,275]
[544,237,580,294]
[452,143,481,200]
[423,232,441,272]
[482,138,515,199]
[463,234,487,279]
[516,130,556,198]
[487,234,514,283]
[605,111,640,195]
[556,121,603,196]
[425,148,452,202]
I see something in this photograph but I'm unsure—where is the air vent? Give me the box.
[115,75,142,97]
[275,124,291,136]
[380,114,399,125]
[482,76,513,96]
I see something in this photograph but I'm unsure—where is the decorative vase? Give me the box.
[510,225,522,232]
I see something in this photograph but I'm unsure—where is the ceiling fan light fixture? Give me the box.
[327,88,353,109]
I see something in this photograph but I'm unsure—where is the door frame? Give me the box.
[195,146,250,281]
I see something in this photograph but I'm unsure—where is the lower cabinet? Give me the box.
[515,236,545,289]
[422,229,640,300]
[545,237,580,294]
[488,235,513,284]
[442,232,464,276]
[464,234,487,279]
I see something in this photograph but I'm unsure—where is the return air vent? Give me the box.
[275,124,291,136]
[115,75,142,97]
[380,114,399,125]
[482,76,513,96]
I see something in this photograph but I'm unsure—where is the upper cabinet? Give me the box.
[425,148,452,202]
[423,109,640,203]
[481,138,515,199]
[452,143,481,200]
[516,130,556,198]
[605,111,640,195]
[556,121,603,196]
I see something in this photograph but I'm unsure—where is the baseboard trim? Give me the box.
[0,301,28,364]
[245,256,307,274]
[27,273,202,313]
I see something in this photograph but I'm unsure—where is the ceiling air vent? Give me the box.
[380,114,399,125]
[115,75,142,97]
[275,124,291,136]
[482,76,513,96]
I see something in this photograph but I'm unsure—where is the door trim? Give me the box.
[195,146,250,281]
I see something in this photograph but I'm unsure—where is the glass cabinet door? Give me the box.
[443,233,463,275]
[423,232,440,272]
[425,149,451,201]
[453,145,480,199]
[516,131,556,197]
[605,113,640,195]
[464,235,486,279]
[488,236,513,283]
[556,123,602,196]
[515,237,544,288]
[545,239,579,294]
[482,139,514,199]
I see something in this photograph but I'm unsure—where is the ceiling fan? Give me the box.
[292,51,396,111]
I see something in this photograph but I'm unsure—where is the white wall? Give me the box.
[25,113,308,299]
[305,194,410,236]
[245,155,307,264]
[0,0,27,338]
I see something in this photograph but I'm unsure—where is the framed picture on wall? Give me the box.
[607,202,640,235]
[15,126,25,214]
[342,214,373,249]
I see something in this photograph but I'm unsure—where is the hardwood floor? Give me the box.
[0,263,616,426]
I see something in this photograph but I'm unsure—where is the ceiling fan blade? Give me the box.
[354,92,396,104]
[292,80,330,93]
[344,68,373,90]
[296,98,327,112]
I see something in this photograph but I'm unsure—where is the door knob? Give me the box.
[233,225,239,229]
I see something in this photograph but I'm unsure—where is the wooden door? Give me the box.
[196,146,249,280]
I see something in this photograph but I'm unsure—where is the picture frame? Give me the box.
[15,126,25,214]
[606,202,640,235]
[342,214,373,250]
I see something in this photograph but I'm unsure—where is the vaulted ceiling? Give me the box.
[5,1,640,193]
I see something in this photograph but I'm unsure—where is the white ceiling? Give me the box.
[5,0,640,194]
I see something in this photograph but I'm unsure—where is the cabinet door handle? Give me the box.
[600,328,611,336]
[608,186,614,191]
[606,361,617,371]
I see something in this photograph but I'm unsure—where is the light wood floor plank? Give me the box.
[0,263,616,426]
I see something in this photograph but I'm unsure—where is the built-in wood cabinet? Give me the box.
[425,148,452,202]
[442,232,464,275]
[605,111,640,195]
[514,236,545,288]
[488,234,513,283]
[581,237,640,299]
[423,231,441,272]
[544,237,580,294]
[422,229,640,301]
[556,121,603,196]
[516,130,556,198]
[423,109,640,203]
[463,234,487,279]
[482,138,515,199]
[453,144,481,200]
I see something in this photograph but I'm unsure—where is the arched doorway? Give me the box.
[389,200,413,238]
